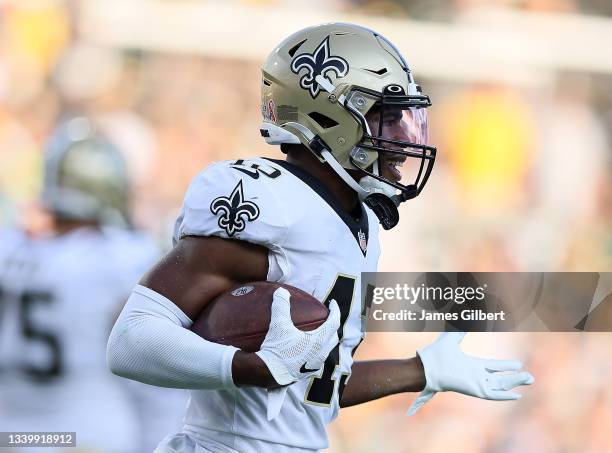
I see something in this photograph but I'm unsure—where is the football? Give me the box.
[191,281,329,352]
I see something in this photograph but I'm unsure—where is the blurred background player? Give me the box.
[0,116,185,452]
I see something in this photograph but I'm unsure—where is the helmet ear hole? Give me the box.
[307,112,339,129]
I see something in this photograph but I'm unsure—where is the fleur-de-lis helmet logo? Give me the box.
[210,181,260,237]
[291,36,349,99]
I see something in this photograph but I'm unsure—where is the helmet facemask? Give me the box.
[344,84,436,229]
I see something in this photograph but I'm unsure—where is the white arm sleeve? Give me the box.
[107,284,239,389]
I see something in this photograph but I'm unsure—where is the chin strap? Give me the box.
[319,149,369,198]
[358,171,396,200]
[319,149,400,230]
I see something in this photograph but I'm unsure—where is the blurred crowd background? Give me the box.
[0,0,611,452]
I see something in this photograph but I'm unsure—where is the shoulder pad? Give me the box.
[173,159,288,247]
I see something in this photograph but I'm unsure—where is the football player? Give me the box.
[0,116,183,452]
[108,24,534,453]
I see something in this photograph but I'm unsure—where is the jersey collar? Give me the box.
[265,158,369,256]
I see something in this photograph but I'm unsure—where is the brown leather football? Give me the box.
[191,281,329,352]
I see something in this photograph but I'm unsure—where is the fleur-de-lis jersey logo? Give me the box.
[210,181,260,237]
[290,36,349,99]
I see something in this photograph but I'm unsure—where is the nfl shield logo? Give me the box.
[358,230,367,253]
[231,285,254,297]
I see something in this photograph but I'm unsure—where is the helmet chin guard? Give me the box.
[363,192,400,230]
[359,162,397,199]
[359,164,400,230]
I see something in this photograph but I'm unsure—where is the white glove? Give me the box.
[255,287,340,387]
[407,332,535,415]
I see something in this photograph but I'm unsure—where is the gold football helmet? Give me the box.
[42,116,131,227]
[261,23,436,229]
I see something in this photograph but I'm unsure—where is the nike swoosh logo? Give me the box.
[300,363,320,373]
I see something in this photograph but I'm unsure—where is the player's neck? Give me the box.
[285,146,359,214]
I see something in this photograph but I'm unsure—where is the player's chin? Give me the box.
[380,162,402,183]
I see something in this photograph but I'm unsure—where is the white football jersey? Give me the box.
[0,226,160,453]
[172,157,380,451]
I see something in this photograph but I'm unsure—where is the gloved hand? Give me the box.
[407,332,535,415]
[256,287,340,386]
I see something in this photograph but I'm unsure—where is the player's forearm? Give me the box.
[107,285,238,389]
[108,285,278,389]
[339,358,426,408]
